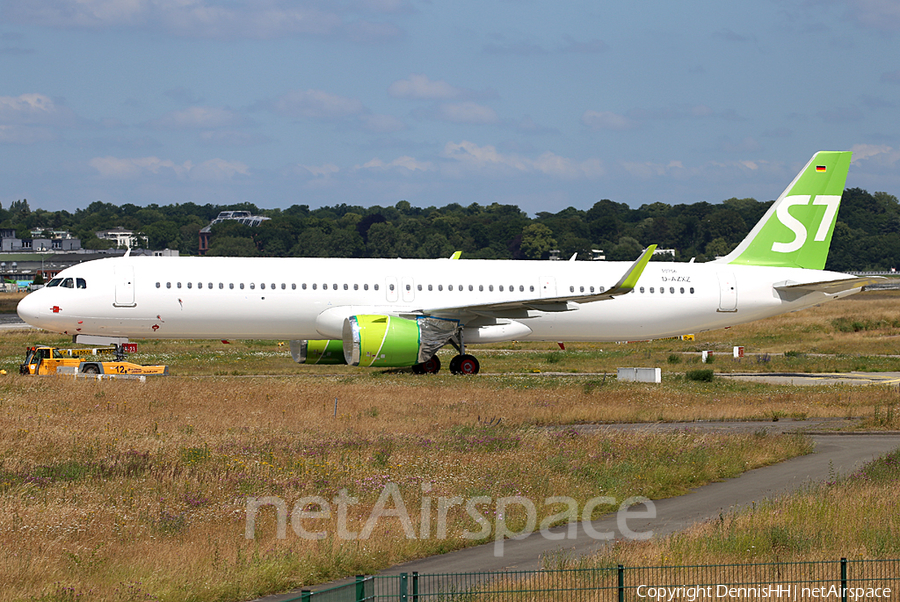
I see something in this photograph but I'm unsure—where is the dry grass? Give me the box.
[1,376,812,602]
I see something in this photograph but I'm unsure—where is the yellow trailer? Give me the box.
[20,345,168,376]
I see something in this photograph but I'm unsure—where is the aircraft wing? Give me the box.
[774,276,885,294]
[407,245,657,318]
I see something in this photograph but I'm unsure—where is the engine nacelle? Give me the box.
[342,315,421,367]
[289,339,347,364]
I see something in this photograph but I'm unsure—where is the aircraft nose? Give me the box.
[16,292,42,325]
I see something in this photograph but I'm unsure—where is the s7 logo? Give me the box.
[772,195,840,253]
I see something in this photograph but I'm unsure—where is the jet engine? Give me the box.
[289,339,347,364]
[343,314,457,367]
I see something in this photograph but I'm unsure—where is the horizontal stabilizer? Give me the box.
[774,276,884,294]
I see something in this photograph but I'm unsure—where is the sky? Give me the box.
[1,0,899,215]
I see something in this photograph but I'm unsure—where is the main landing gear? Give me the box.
[410,326,481,375]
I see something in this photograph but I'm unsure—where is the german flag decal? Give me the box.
[816,165,827,172]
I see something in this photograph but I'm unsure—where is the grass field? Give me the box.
[0,290,899,601]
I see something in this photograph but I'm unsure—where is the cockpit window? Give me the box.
[61,278,74,288]
[76,278,87,289]
[47,278,62,287]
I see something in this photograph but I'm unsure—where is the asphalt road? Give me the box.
[254,431,900,600]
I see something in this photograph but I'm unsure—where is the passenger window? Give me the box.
[344,284,349,291]
[167,282,172,289]
[312,284,317,290]
[530,285,535,292]
[156,282,160,288]
[260,283,265,290]
[660,287,664,294]
[640,287,645,293]
[354,284,359,290]
[500,285,505,292]
[229,283,234,289]
[177,282,182,289]
[489,285,494,292]
[690,287,695,294]
[519,285,524,292]
[364,284,369,291]
[272,283,276,290]
[239,283,244,290]
[302,283,307,290]
[219,283,224,289]
[469,285,474,291]
[209,283,213,289]
[580,286,585,293]
[374,284,379,291]
[438,285,443,291]
[649,287,654,293]
[670,287,675,294]
[333,284,338,290]
[187,282,193,289]
[390,284,395,292]
[479,285,484,292]
[417,284,422,291]
[428,284,433,291]
[405,284,411,291]
[590,286,595,293]
[449,285,453,291]
[680,287,684,294]
[568,286,574,293]
[199,283,204,289]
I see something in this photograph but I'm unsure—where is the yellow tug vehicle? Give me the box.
[20,345,168,376]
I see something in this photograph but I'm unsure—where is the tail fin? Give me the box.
[716,151,852,269]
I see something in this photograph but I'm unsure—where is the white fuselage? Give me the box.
[17,256,859,343]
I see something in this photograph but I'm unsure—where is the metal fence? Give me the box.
[285,559,900,601]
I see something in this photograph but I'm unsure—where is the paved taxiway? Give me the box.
[255,429,900,600]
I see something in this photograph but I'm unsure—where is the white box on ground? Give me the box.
[617,367,661,383]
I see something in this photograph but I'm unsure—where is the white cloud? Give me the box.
[360,156,433,172]
[847,0,900,33]
[360,113,407,133]
[297,163,340,178]
[3,0,406,41]
[620,161,685,179]
[850,144,900,166]
[89,155,249,180]
[147,106,247,130]
[388,74,465,100]
[0,93,77,126]
[441,141,604,179]
[581,110,635,131]
[433,102,499,125]
[267,89,365,120]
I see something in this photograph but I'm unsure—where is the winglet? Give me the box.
[449,251,462,260]
[607,244,657,295]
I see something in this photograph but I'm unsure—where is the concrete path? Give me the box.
[254,432,900,600]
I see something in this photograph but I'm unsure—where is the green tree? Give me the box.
[519,223,557,259]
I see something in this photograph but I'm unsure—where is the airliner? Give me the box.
[17,151,879,374]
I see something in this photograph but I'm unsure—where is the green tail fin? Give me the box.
[717,151,852,269]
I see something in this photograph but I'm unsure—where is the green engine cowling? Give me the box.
[343,315,422,367]
[289,339,347,364]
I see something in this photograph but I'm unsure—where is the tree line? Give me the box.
[1,188,898,271]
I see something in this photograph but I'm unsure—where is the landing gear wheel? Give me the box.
[450,354,479,375]
[413,356,441,375]
[421,355,441,374]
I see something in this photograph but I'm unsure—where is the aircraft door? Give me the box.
[717,272,738,312]
[385,276,399,302]
[401,276,415,302]
[539,276,557,298]
[114,264,136,307]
